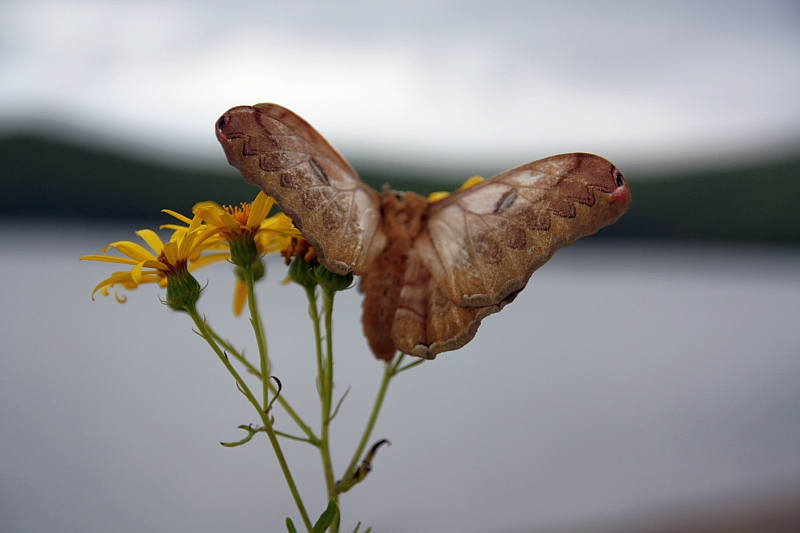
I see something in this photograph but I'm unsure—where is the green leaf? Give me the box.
[219,424,261,447]
[330,386,351,421]
[312,498,339,533]
[285,517,298,533]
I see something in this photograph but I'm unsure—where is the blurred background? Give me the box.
[1,1,799,532]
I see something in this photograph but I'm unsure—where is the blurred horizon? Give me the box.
[3,132,799,244]
[4,113,800,180]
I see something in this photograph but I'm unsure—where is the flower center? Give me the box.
[281,237,317,265]
[224,203,251,226]
[157,251,188,275]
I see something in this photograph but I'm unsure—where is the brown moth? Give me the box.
[216,104,631,361]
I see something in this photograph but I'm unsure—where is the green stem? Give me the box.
[273,429,316,443]
[188,304,265,417]
[207,329,261,377]
[186,303,312,532]
[245,272,270,413]
[339,355,398,489]
[244,273,315,532]
[205,324,318,444]
[304,286,325,402]
[319,288,337,501]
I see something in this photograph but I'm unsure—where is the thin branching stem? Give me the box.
[205,323,318,444]
[339,355,397,490]
[273,429,316,444]
[186,302,312,532]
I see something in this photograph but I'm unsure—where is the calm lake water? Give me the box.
[1,222,799,533]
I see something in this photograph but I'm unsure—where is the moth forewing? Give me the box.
[215,104,385,276]
[251,103,358,177]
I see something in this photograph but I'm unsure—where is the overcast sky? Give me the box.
[1,1,799,174]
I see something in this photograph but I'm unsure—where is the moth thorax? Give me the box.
[380,190,428,238]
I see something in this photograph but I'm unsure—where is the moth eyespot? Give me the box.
[493,190,517,214]
[217,117,227,130]
[614,169,625,188]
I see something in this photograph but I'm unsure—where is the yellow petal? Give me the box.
[104,240,158,262]
[459,175,484,190]
[114,287,128,303]
[232,280,247,316]
[136,229,166,255]
[90,271,135,300]
[138,272,163,284]
[192,200,223,213]
[256,233,293,255]
[428,176,484,202]
[218,211,241,228]
[189,253,231,269]
[247,192,274,228]
[162,209,193,225]
[427,191,450,202]
[162,240,179,266]
[141,259,169,271]
[187,213,207,232]
[178,229,198,259]
[192,225,223,250]
[80,255,140,265]
[159,223,190,232]
[194,205,228,228]
[260,213,301,236]
[259,242,285,255]
[196,234,225,249]
[130,262,144,283]
[180,226,216,259]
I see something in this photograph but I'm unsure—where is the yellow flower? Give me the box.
[169,192,302,315]
[165,192,300,259]
[427,175,485,202]
[81,213,219,307]
[282,237,319,289]
[192,192,299,240]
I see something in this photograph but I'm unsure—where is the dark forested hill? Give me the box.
[1,135,798,243]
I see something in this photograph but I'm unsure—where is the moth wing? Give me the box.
[391,246,519,359]
[216,103,385,275]
[417,153,631,307]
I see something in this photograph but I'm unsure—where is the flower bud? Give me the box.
[228,234,260,269]
[165,269,202,311]
[313,264,353,294]
[287,256,318,289]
